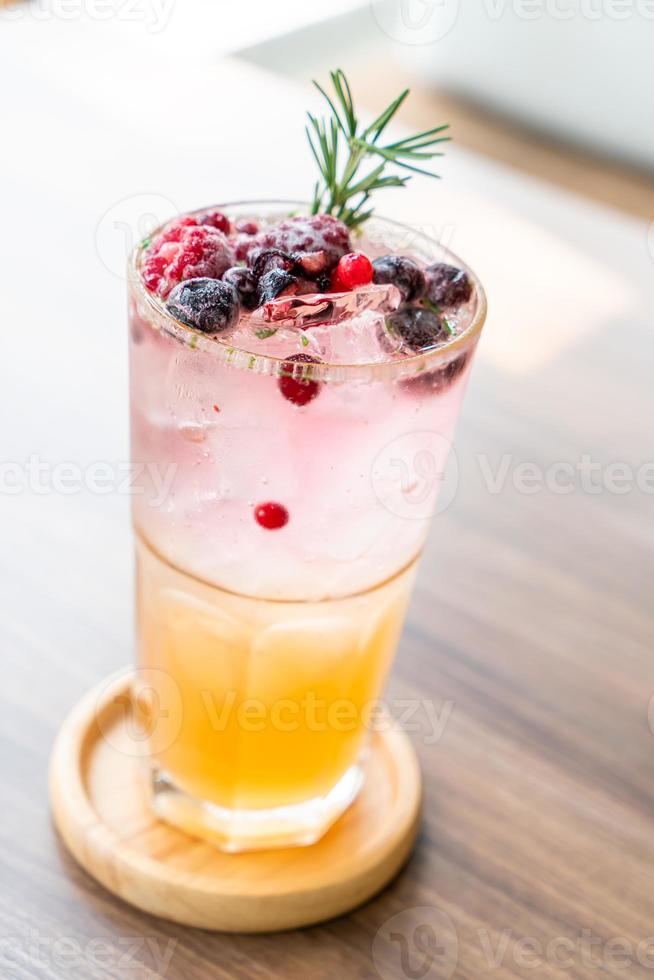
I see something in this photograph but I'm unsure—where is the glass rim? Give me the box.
[128,199,488,384]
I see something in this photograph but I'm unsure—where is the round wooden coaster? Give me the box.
[49,670,422,932]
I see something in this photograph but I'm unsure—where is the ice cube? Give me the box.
[307,309,402,365]
[252,283,402,328]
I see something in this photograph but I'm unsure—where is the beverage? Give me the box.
[128,202,485,850]
[127,69,485,852]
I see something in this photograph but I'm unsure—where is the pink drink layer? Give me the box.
[128,204,485,601]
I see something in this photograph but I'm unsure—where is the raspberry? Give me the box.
[372,255,426,302]
[278,353,321,407]
[199,210,231,234]
[425,263,472,308]
[166,278,240,334]
[335,252,373,290]
[254,501,289,530]
[142,221,235,298]
[247,215,351,274]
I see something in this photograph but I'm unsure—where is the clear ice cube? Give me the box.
[252,283,402,328]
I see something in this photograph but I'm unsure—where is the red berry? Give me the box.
[236,220,258,235]
[254,501,289,530]
[199,210,231,234]
[336,252,373,290]
[142,222,235,298]
[330,268,347,292]
[278,354,321,407]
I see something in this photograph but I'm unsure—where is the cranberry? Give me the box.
[335,252,373,290]
[236,220,259,235]
[278,353,321,407]
[199,210,231,234]
[254,501,289,530]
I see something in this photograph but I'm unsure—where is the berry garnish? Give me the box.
[198,210,231,234]
[335,251,373,290]
[257,269,298,305]
[143,223,235,298]
[247,214,351,273]
[425,263,472,308]
[251,249,295,279]
[372,255,426,303]
[254,501,289,530]
[387,306,448,352]
[278,353,321,406]
[166,278,240,334]
[236,220,259,235]
[401,352,470,397]
[222,266,258,310]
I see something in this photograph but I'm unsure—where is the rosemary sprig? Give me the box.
[306,69,449,228]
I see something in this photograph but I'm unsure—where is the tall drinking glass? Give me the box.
[128,202,486,851]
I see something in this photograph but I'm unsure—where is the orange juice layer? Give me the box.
[134,536,416,811]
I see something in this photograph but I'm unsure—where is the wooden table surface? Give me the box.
[1,32,653,980]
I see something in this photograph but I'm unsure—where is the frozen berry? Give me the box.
[278,353,321,407]
[336,252,373,290]
[251,249,295,278]
[166,278,240,334]
[222,266,258,310]
[199,210,231,234]
[257,269,298,305]
[372,255,426,302]
[425,263,472,308]
[254,501,289,530]
[247,214,351,273]
[387,306,448,352]
[236,219,258,235]
[401,352,470,397]
[143,222,235,298]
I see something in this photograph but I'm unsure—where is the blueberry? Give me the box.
[372,255,426,302]
[401,352,470,397]
[166,277,240,334]
[425,263,472,308]
[257,268,298,305]
[250,249,295,279]
[222,266,258,310]
[386,306,448,352]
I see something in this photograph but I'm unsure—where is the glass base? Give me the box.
[147,761,366,853]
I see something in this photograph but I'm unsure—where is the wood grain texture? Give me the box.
[1,47,654,980]
[49,672,421,933]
